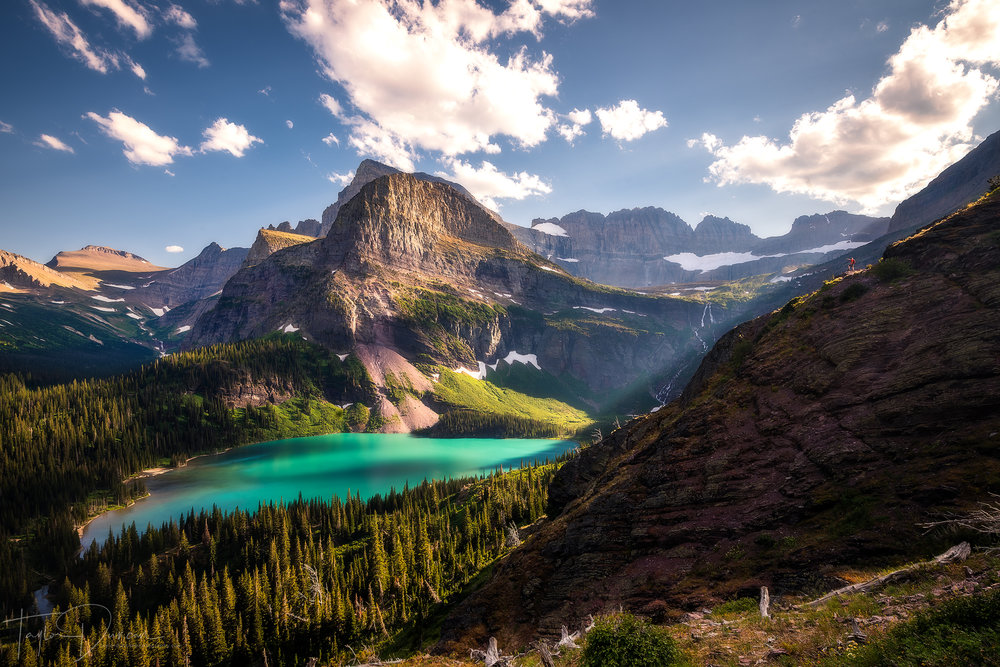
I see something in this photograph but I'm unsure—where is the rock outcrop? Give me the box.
[439,190,1000,652]
[0,249,92,290]
[243,229,314,268]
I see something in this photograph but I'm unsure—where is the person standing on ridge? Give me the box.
[848,257,856,272]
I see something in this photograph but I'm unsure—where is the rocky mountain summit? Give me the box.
[440,189,1000,651]
[509,207,886,287]
[318,159,485,237]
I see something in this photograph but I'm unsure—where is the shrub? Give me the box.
[712,597,758,616]
[582,612,683,667]
[871,258,914,283]
[839,282,869,303]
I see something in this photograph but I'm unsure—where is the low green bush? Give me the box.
[582,611,684,667]
[871,257,913,283]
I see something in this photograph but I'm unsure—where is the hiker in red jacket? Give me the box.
[848,257,856,272]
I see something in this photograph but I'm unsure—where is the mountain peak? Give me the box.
[323,172,523,273]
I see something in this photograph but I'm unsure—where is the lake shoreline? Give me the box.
[76,447,236,542]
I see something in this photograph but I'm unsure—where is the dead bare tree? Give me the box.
[919,494,1000,542]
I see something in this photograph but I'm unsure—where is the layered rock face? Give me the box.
[0,249,91,290]
[187,173,729,405]
[440,191,1000,651]
[130,242,249,307]
[508,208,887,287]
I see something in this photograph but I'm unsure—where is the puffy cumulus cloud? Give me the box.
[436,157,551,210]
[327,170,354,186]
[79,0,153,39]
[696,0,1000,211]
[35,134,75,152]
[85,110,193,166]
[200,118,262,157]
[322,133,340,146]
[557,107,592,143]
[163,4,197,29]
[175,32,209,67]
[165,245,184,253]
[281,0,593,164]
[595,100,668,141]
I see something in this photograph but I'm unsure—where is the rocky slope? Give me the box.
[0,249,92,291]
[128,242,249,308]
[888,128,1000,234]
[187,173,746,418]
[509,208,887,287]
[439,190,1000,652]
[243,228,313,267]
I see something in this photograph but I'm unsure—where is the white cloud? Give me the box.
[696,0,1000,211]
[286,120,294,129]
[557,107,592,143]
[163,4,197,29]
[165,245,184,253]
[175,32,209,67]
[595,99,668,141]
[322,133,340,146]
[86,110,193,166]
[327,170,354,186]
[0,121,13,134]
[258,85,271,96]
[319,93,343,118]
[876,21,889,33]
[126,56,146,79]
[36,134,75,153]
[281,0,592,164]
[31,0,118,74]
[79,0,152,39]
[436,158,552,210]
[200,118,262,157]
[164,168,175,176]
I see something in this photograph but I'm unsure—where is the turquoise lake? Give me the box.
[80,433,575,551]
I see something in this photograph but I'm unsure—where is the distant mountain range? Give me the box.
[507,208,888,287]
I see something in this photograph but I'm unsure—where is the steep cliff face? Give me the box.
[319,159,487,236]
[440,191,1000,651]
[188,173,730,410]
[0,249,92,290]
[128,242,249,307]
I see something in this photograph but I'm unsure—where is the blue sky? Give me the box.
[2,0,999,267]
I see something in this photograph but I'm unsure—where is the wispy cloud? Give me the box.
[286,120,294,129]
[163,4,197,29]
[322,133,339,146]
[694,0,1000,211]
[327,170,354,186]
[79,0,153,39]
[31,0,119,74]
[175,32,209,68]
[35,134,75,152]
[86,110,193,166]
[200,118,262,157]
[595,100,667,142]
[0,121,13,134]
